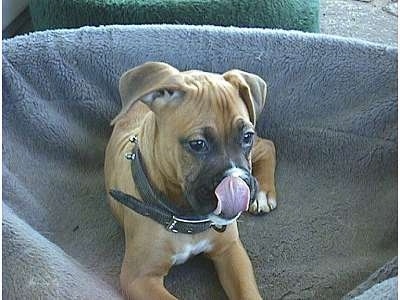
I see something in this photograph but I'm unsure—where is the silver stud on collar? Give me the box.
[125,152,136,160]
[125,135,138,160]
[129,135,138,143]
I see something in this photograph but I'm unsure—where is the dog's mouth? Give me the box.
[213,176,250,219]
[185,169,257,224]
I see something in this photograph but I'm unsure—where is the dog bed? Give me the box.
[28,0,320,32]
[3,25,397,299]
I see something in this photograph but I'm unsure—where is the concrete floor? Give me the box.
[320,0,398,46]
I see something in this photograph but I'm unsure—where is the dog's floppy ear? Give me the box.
[223,70,267,125]
[111,62,184,125]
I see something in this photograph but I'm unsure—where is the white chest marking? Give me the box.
[171,240,213,265]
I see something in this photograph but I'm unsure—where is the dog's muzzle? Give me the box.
[208,167,258,223]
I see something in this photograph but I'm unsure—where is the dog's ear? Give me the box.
[111,62,185,125]
[223,70,267,125]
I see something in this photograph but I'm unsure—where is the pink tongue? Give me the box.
[214,176,250,218]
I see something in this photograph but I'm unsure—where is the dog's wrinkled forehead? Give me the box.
[168,72,251,130]
[182,71,239,99]
[114,62,267,126]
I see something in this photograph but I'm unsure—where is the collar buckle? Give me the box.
[167,217,179,233]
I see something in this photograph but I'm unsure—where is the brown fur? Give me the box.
[104,62,276,299]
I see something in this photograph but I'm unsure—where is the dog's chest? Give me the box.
[171,240,213,265]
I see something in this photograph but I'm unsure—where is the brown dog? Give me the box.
[104,62,276,299]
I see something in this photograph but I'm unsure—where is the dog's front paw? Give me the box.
[248,191,277,215]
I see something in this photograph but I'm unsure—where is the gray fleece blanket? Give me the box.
[3,25,397,299]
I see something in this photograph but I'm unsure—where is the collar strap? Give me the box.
[109,189,222,234]
[130,146,185,216]
[109,138,228,234]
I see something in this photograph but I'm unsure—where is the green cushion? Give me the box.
[29,0,320,32]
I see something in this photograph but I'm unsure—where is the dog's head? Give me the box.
[115,62,267,224]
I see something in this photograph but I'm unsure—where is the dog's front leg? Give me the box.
[120,250,177,300]
[208,238,262,300]
[249,137,277,214]
[120,225,177,300]
[120,273,176,300]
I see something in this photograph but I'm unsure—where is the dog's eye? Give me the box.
[242,132,254,146]
[188,139,208,153]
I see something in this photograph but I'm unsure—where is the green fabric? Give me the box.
[29,0,319,32]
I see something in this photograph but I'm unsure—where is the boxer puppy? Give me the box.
[104,62,276,300]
